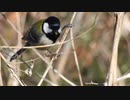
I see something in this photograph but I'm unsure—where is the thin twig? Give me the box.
[44,78,58,86]
[85,81,104,86]
[70,12,83,86]
[53,69,77,86]
[0,13,22,38]
[32,48,76,86]
[107,12,125,86]
[0,53,25,86]
[15,57,40,64]
[0,55,3,86]
[11,58,58,86]
[35,48,77,86]
[0,19,23,86]
[55,12,85,84]
[0,34,9,46]
[32,70,58,86]
[116,73,130,82]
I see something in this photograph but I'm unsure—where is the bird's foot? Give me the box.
[62,24,73,31]
[45,52,62,60]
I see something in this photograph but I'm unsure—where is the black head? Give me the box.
[43,16,60,33]
[42,16,61,43]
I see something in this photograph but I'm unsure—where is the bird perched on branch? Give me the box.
[10,16,72,62]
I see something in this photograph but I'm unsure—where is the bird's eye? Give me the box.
[50,24,60,31]
[52,24,59,27]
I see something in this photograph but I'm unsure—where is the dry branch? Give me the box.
[107,12,125,86]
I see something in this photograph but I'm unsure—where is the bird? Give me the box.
[10,16,72,62]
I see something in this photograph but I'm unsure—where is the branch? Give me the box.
[107,12,125,86]
[0,53,25,86]
[70,12,83,86]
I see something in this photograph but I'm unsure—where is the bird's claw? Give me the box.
[62,23,73,31]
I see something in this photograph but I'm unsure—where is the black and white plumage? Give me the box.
[10,16,62,62]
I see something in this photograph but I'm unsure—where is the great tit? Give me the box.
[10,16,71,62]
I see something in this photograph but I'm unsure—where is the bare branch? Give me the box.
[70,12,83,86]
[107,12,125,86]
[0,53,25,86]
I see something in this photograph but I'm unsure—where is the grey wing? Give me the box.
[22,27,39,43]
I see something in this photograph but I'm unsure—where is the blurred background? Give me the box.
[0,12,130,86]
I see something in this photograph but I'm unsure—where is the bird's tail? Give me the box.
[10,42,30,62]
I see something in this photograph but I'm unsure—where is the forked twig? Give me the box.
[0,53,25,86]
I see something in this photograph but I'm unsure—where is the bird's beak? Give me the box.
[54,30,59,35]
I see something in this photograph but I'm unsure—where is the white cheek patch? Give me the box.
[43,23,52,34]
[58,28,62,34]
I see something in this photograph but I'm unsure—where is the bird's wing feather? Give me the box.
[22,19,45,43]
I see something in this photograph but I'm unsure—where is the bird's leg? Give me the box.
[44,24,73,59]
[45,49,62,60]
